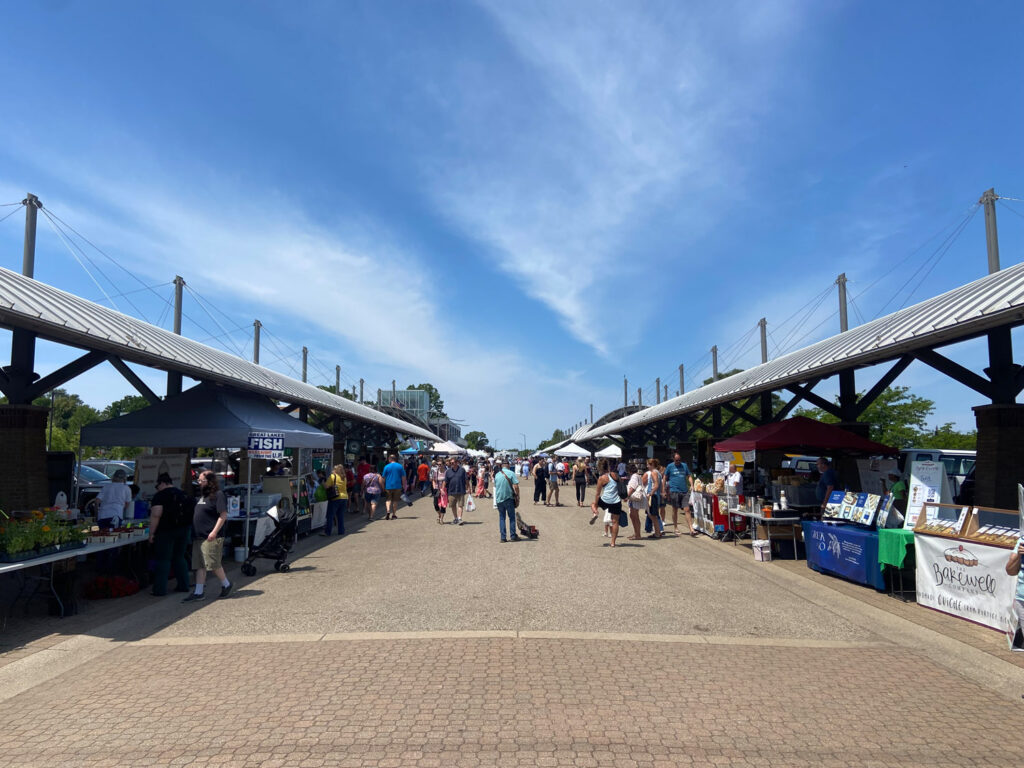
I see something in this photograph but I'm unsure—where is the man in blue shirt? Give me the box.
[816,457,838,512]
[492,458,520,542]
[381,454,407,520]
[663,451,693,537]
[444,458,468,525]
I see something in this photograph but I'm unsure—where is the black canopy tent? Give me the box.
[80,382,333,450]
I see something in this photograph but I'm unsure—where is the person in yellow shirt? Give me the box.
[320,463,348,536]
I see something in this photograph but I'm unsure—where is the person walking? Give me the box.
[547,461,561,506]
[444,458,468,524]
[590,460,623,548]
[183,470,231,602]
[320,463,348,536]
[643,459,664,538]
[625,463,648,540]
[493,458,520,542]
[571,459,588,506]
[362,466,384,521]
[476,463,491,498]
[417,457,431,497]
[354,456,373,515]
[382,454,407,520]
[148,472,192,596]
[664,451,694,536]
[532,459,548,505]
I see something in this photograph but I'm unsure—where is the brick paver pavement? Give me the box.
[2,491,1024,766]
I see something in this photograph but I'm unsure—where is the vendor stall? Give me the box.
[802,520,885,589]
[912,503,1020,630]
[80,382,335,551]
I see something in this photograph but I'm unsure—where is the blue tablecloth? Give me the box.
[801,521,884,590]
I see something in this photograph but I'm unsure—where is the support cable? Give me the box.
[0,206,22,225]
[183,285,247,358]
[40,212,121,312]
[44,207,175,315]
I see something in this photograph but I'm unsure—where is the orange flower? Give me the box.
[42,525,51,532]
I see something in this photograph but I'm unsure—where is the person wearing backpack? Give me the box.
[148,472,193,596]
[321,463,348,536]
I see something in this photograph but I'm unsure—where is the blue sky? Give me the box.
[1,1,1023,449]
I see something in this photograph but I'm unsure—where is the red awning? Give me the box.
[714,416,897,455]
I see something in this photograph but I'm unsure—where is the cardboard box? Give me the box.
[753,539,771,561]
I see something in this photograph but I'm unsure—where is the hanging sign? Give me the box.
[915,534,1016,631]
[248,431,285,459]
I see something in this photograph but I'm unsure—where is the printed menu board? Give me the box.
[905,460,946,529]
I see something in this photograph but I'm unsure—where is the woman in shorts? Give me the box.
[625,462,647,540]
[589,460,623,548]
[362,467,384,521]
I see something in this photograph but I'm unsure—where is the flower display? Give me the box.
[0,507,90,559]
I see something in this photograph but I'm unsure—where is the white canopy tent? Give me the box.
[554,442,590,458]
[595,444,622,459]
[431,440,467,454]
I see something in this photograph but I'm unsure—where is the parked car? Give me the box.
[82,459,136,481]
[190,457,236,485]
[781,455,823,475]
[898,448,976,499]
[74,463,111,510]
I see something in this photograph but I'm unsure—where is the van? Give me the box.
[897,448,976,498]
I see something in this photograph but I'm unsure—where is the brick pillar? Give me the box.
[0,405,50,510]
[973,404,1024,510]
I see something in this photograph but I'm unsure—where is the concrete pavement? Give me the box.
[2,488,1024,766]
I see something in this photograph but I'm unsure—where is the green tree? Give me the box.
[539,429,567,451]
[922,423,978,450]
[794,385,933,448]
[101,394,151,419]
[407,383,446,418]
[464,431,489,450]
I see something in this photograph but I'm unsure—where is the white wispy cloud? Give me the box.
[0,138,591,444]
[414,0,811,356]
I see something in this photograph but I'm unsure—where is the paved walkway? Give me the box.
[2,489,1024,766]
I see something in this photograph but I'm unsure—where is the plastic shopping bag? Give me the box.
[466,495,476,513]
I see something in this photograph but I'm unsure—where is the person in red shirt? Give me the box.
[416,458,430,497]
[354,456,372,515]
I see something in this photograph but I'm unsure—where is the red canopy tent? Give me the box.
[714,416,897,455]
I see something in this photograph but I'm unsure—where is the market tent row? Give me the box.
[713,416,897,455]
[0,267,439,442]
[582,262,1024,441]
[80,382,333,449]
[595,444,622,459]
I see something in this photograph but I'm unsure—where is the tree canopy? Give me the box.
[794,386,976,449]
[464,431,489,450]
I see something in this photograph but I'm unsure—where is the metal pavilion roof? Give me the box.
[0,267,439,441]
[584,261,1024,440]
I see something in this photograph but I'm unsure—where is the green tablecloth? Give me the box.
[877,528,915,569]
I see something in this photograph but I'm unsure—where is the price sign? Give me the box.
[248,431,285,459]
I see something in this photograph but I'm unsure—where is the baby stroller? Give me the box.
[240,502,296,576]
[515,510,539,539]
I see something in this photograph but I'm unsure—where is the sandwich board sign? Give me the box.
[248,431,285,459]
[904,460,950,529]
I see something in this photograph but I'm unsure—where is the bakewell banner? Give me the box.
[915,535,1015,630]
